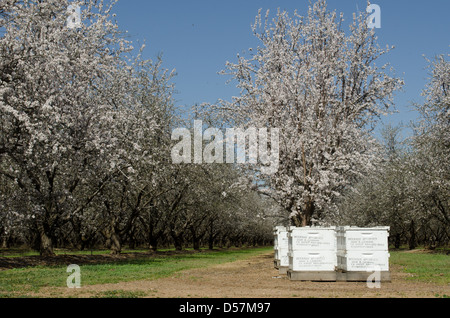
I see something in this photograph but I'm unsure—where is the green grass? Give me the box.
[389,250,450,285]
[0,247,272,297]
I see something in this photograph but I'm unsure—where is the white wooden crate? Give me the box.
[274,233,289,250]
[274,226,289,250]
[337,227,389,252]
[275,247,289,266]
[288,250,337,272]
[288,227,337,251]
[337,251,390,271]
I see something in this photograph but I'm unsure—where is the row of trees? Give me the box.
[336,55,449,249]
[0,0,280,256]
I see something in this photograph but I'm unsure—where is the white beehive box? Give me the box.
[337,226,389,252]
[274,226,289,250]
[274,226,289,270]
[288,227,337,251]
[337,226,390,274]
[337,251,390,271]
[276,248,290,267]
[288,250,337,272]
[287,227,338,273]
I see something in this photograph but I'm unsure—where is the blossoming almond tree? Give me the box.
[95,54,176,254]
[409,54,449,241]
[334,55,449,247]
[0,0,151,256]
[219,0,403,226]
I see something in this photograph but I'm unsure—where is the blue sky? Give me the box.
[112,0,449,138]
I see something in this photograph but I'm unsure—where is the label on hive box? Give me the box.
[346,238,386,250]
[344,252,390,271]
[290,252,336,271]
[345,232,388,250]
[290,231,336,250]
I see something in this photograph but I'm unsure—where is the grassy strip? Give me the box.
[1,248,448,298]
[389,250,449,285]
[0,247,273,297]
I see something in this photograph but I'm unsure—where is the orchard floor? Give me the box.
[36,251,449,298]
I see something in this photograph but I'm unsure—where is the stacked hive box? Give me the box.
[273,226,289,274]
[337,226,391,282]
[287,227,338,281]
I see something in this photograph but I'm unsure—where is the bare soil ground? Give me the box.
[30,251,449,298]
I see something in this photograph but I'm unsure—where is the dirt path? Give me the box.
[38,251,449,298]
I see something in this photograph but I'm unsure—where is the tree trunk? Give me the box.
[129,238,136,250]
[394,233,401,249]
[1,236,9,249]
[109,231,121,255]
[39,230,55,257]
[35,217,55,257]
[193,237,200,250]
[408,220,416,250]
[207,220,218,250]
[174,240,183,251]
[149,237,158,252]
[208,233,214,250]
[104,226,122,255]
[190,227,202,250]
[171,232,184,251]
[291,200,315,227]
